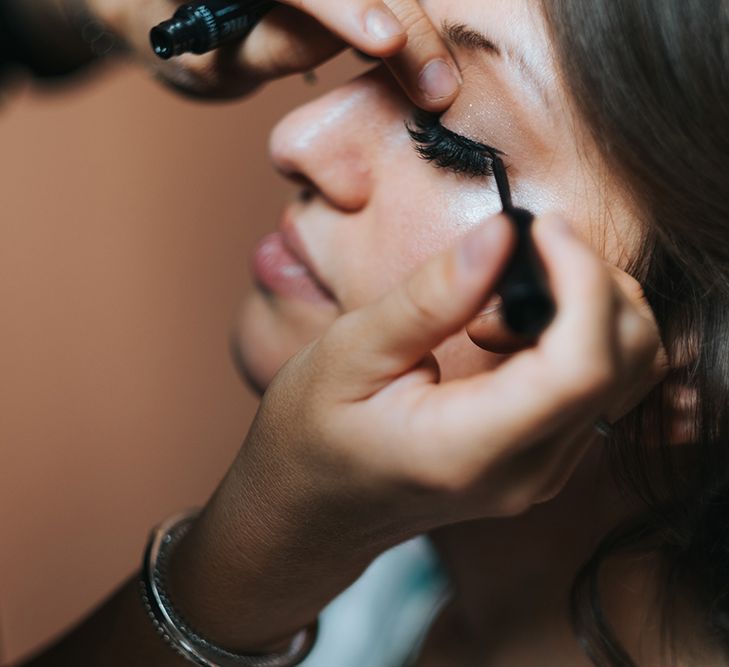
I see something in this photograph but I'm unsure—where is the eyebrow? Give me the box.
[442,20,552,109]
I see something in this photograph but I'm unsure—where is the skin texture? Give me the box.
[222,0,697,664]
[234,0,645,399]
[88,0,463,104]
[13,1,700,666]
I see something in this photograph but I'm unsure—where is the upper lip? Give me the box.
[279,211,337,302]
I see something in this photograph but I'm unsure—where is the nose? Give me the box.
[269,68,405,212]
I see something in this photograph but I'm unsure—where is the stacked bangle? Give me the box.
[140,509,319,667]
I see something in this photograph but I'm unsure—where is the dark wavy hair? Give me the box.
[539,1,729,664]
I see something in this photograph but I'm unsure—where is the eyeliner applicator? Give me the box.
[489,155,555,338]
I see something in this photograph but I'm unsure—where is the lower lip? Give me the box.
[251,232,335,304]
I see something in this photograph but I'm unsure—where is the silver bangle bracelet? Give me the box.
[140,509,319,667]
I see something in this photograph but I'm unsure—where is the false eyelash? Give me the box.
[405,110,503,178]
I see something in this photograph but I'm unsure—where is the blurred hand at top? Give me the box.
[87,0,463,105]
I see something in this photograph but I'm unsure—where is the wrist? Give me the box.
[141,510,319,666]
[162,464,385,653]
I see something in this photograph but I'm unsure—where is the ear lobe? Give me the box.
[465,294,537,354]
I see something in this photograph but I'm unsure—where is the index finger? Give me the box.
[282,0,463,110]
[317,214,515,400]
[418,215,620,447]
[382,0,463,110]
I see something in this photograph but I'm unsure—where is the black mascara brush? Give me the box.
[490,155,555,338]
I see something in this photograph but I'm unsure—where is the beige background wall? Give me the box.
[0,54,359,664]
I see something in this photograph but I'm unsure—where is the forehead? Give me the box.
[417,0,641,263]
[424,0,567,136]
[421,0,556,84]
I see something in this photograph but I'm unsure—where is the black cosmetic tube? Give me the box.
[151,0,274,60]
[491,156,555,338]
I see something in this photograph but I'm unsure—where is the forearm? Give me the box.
[164,448,389,652]
[14,457,387,665]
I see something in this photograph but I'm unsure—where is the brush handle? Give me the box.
[495,207,555,338]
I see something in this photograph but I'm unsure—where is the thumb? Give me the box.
[326,214,515,395]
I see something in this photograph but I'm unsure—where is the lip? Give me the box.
[279,210,337,302]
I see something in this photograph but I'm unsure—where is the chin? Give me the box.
[229,330,269,397]
[230,288,340,397]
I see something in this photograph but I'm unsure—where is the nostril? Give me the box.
[286,171,318,195]
[269,100,373,212]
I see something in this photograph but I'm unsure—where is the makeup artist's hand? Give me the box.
[242,213,668,527]
[87,0,462,104]
[165,212,669,650]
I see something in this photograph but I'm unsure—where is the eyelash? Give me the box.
[405,110,502,178]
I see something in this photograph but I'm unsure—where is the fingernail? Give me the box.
[363,6,404,41]
[418,59,461,101]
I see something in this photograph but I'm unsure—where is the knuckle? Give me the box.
[563,357,616,402]
[616,280,660,337]
[653,342,671,381]
[621,274,648,306]
[606,263,644,300]
[565,257,614,311]
[493,489,536,517]
[315,318,355,367]
[532,469,570,506]
[402,462,459,496]
[637,319,662,363]
[387,2,448,57]
[622,311,662,368]
[532,484,562,506]
[254,35,297,76]
[400,278,443,327]
[495,450,561,515]
[400,449,481,497]
[582,261,614,300]
[496,493,534,518]
[401,11,436,45]
[386,0,428,31]
[585,358,617,393]
[157,56,224,97]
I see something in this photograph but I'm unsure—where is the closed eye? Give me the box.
[405,110,503,178]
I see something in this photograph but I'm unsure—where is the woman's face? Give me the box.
[234,0,641,396]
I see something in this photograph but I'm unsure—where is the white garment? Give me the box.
[300,536,451,667]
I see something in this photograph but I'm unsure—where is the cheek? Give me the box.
[232,289,340,394]
[347,160,502,306]
[512,146,644,268]
[341,157,507,378]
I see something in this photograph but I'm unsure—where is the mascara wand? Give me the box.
[490,155,555,338]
